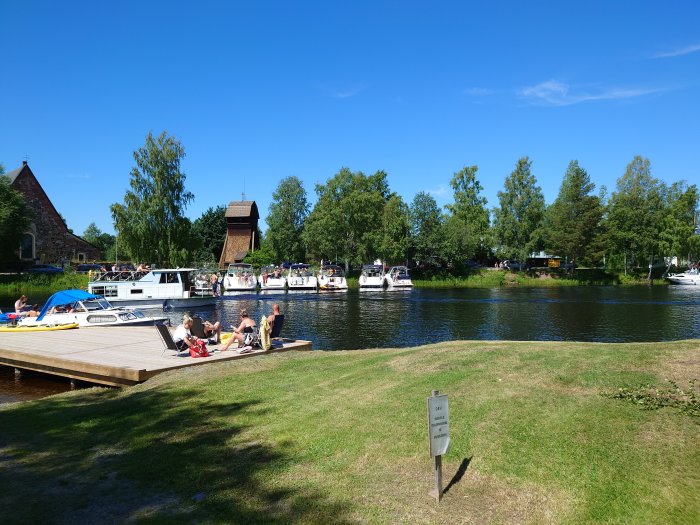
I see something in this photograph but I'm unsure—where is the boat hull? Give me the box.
[666,273,700,285]
[103,297,217,309]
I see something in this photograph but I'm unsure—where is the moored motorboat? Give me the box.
[223,263,257,291]
[19,289,168,327]
[317,264,348,291]
[385,265,413,289]
[359,263,385,289]
[666,268,700,285]
[88,268,216,309]
[286,263,318,290]
[259,265,287,290]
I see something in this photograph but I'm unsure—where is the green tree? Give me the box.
[606,156,664,277]
[303,168,390,269]
[266,176,309,263]
[440,214,477,268]
[378,195,411,264]
[659,181,699,267]
[492,157,546,262]
[191,205,227,266]
[0,175,33,267]
[82,223,115,260]
[544,160,603,268]
[410,191,443,265]
[110,131,194,266]
[446,165,490,259]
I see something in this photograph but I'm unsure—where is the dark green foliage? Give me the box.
[410,191,443,264]
[191,205,227,265]
[266,176,309,263]
[545,161,604,269]
[303,168,394,267]
[446,165,490,259]
[0,176,33,268]
[493,157,546,262]
[110,131,194,267]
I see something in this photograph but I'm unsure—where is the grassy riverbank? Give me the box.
[1,340,698,524]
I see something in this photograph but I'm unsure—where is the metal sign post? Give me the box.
[427,390,450,501]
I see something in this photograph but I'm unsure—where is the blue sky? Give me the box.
[2,1,698,236]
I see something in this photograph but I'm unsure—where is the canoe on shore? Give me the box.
[0,323,80,332]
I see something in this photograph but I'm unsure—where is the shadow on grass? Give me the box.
[443,456,472,495]
[0,386,352,524]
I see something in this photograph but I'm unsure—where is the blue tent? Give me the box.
[36,289,101,321]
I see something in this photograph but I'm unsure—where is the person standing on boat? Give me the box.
[210,272,220,297]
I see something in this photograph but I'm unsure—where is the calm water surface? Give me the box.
[2,286,699,403]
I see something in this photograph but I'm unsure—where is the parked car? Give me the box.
[76,263,102,273]
[26,264,64,274]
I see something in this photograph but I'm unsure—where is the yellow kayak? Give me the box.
[0,323,80,332]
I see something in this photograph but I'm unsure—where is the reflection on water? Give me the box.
[160,286,700,349]
[2,286,699,403]
[0,367,76,404]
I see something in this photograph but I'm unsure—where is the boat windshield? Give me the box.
[362,265,384,278]
[289,264,312,277]
[320,265,344,277]
[227,264,253,276]
[262,266,283,277]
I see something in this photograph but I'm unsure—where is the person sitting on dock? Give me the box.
[14,295,39,317]
[220,309,257,352]
[267,303,281,329]
[173,315,203,352]
[203,319,222,344]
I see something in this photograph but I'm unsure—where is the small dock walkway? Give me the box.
[0,326,311,387]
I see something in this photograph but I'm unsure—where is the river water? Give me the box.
[2,286,699,403]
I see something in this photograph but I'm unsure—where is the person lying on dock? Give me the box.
[219,309,257,353]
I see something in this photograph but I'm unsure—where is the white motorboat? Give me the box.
[318,264,348,291]
[223,263,257,291]
[359,263,385,289]
[666,268,700,285]
[194,269,219,296]
[259,265,286,290]
[19,289,168,327]
[286,263,318,290]
[88,268,217,308]
[385,265,413,289]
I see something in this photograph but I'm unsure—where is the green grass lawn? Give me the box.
[1,340,698,524]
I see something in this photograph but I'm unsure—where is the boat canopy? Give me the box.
[36,289,101,321]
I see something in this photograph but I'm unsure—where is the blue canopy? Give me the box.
[36,289,101,321]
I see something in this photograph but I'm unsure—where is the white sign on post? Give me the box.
[427,394,450,457]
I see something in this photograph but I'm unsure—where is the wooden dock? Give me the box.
[0,326,312,387]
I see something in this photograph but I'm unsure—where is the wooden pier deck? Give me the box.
[0,326,312,387]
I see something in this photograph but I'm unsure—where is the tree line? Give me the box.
[3,131,698,275]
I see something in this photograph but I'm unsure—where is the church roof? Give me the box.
[225,201,259,219]
[3,164,25,184]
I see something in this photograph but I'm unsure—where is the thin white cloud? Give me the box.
[428,185,449,198]
[463,87,493,96]
[651,43,700,59]
[519,80,661,106]
[329,86,366,99]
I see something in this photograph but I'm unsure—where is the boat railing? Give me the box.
[92,270,149,282]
